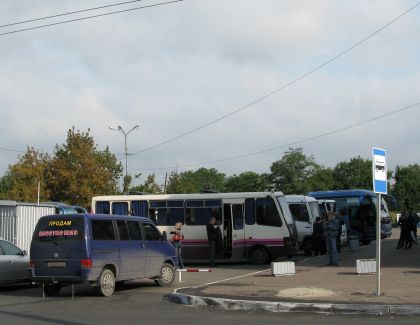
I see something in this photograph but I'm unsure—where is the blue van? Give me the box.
[30,214,178,297]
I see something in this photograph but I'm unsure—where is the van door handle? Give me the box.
[142,242,147,248]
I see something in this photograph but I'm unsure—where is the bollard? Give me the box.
[177,268,212,282]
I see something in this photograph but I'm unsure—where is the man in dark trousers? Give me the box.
[206,215,219,267]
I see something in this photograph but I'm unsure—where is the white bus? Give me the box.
[91,192,298,264]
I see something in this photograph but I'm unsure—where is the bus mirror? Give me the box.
[161,231,167,241]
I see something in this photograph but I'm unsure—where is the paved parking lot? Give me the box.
[1,255,419,324]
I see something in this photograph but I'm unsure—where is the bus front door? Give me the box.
[223,204,233,259]
[231,203,245,260]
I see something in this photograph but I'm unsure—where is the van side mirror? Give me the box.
[161,231,167,241]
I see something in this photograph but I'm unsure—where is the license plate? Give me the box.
[47,261,67,268]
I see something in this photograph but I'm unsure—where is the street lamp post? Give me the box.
[109,125,139,177]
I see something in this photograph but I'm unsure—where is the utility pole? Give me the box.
[109,125,139,178]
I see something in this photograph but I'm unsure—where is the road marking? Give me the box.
[190,256,316,289]
[191,268,270,289]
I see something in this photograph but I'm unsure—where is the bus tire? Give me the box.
[96,268,115,297]
[249,246,270,265]
[303,239,313,256]
[44,283,62,296]
[155,263,175,287]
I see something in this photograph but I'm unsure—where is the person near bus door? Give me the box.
[170,222,185,269]
[323,211,340,266]
[206,215,220,267]
[312,217,324,256]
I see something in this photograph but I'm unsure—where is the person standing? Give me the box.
[170,222,185,269]
[397,211,410,249]
[323,212,340,266]
[206,216,219,267]
[312,217,324,256]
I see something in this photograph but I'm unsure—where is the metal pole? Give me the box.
[376,193,381,296]
[37,181,40,206]
[124,132,128,178]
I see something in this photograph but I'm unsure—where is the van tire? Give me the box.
[249,246,270,265]
[44,283,62,296]
[96,268,115,297]
[303,239,313,256]
[154,263,175,287]
[360,240,371,245]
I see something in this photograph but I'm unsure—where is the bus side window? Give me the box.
[256,198,282,227]
[245,198,255,225]
[232,204,244,230]
[96,201,110,214]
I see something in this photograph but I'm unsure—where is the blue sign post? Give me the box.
[372,147,387,297]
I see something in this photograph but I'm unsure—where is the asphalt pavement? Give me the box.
[0,237,419,324]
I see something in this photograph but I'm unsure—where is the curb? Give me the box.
[168,289,420,316]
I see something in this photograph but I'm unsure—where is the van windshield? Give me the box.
[34,217,84,242]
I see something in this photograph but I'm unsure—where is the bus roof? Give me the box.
[285,195,318,203]
[40,214,150,222]
[308,189,376,199]
[92,192,285,201]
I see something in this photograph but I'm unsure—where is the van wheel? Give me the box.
[360,240,371,245]
[155,263,175,287]
[249,247,270,265]
[96,268,115,297]
[44,283,62,296]
[303,239,313,256]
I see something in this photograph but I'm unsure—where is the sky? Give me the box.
[0,0,419,187]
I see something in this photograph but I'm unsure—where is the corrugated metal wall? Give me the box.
[1,204,55,253]
[15,205,55,253]
[0,205,17,243]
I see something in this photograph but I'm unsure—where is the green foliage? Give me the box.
[224,171,269,192]
[166,168,226,194]
[46,128,123,206]
[392,164,420,210]
[269,148,321,194]
[130,174,162,194]
[0,147,50,202]
[0,128,122,207]
[332,156,373,190]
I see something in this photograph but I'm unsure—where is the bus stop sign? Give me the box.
[372,147,387,194]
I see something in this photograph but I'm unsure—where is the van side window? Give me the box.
[143,223,161,241]
[116,220,130,240]
[91,220,116,240]
[256,197,282,227]
[289,203,310,223]
[127,221,142,240]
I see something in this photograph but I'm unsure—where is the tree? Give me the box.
[0,147,51,202]
[46,128,123,207]
[332,157,372,190]
[307,167,335,192]
[130,174,162,194]
[269,148,321,194]
[224,171,269,192]
[392,164,420,210]
[166,168,226,194]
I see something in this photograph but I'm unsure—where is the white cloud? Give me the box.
[0,0,419,187]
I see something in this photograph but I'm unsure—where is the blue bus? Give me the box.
[308,189,392,243]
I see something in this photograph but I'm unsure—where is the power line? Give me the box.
[0,0,146,29]
[0,146,24,153]
[129,2,420,157]
[0,0,184,37]
[129,101,420,172]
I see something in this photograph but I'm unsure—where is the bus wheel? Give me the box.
[249,247,270,265]
[96,268,115,297]
[303,239,313,256]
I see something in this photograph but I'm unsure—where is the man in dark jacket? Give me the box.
[312,217,324,256]
[206,216,219,267]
